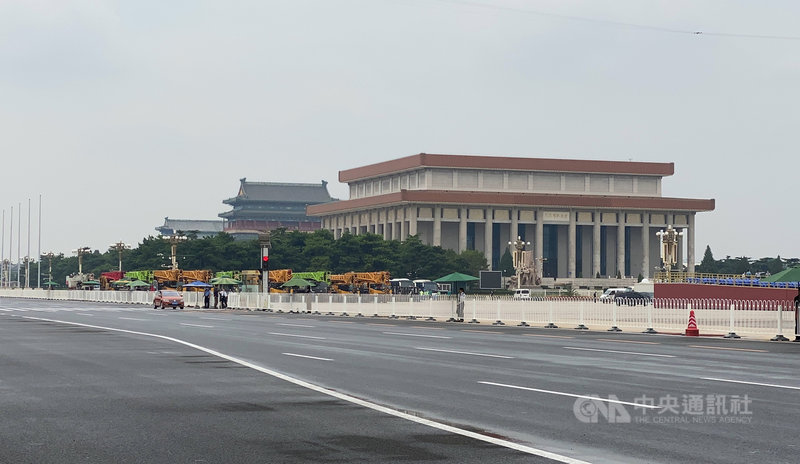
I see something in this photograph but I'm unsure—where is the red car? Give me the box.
[153,290,184,309]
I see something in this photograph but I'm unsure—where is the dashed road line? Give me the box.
[383,332,451,339]
[283,353,333,362]
[479,381,659,409]
[417,347,514,359]
[563,346,675,358]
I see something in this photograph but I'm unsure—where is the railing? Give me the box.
[654,271,795,288]
[0,289,796,339]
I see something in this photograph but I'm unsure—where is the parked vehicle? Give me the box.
[599,287,632,303]
[153,290,184,309]
[413,279,439,294]
[614,290,651,306]
[390,278,415,294]
[513,288,531,300]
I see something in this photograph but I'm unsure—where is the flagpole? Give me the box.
[38,194,42,289]
[1,209,5,287]
[27,198,31,288]
[17,202,21,288]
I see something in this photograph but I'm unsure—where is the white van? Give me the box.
[599,287,631,302]
[513,289,531,300]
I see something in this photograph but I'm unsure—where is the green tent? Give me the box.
[762,267,800,282]
[434,272,479,283]
[128,280,150,288]
[211,276,241,285]
[281,277,314,288]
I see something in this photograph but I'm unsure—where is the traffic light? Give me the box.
[261,254,269,271]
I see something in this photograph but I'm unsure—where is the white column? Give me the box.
[408,207,418,236]
[568,210,576,279]
[617,215,625,277]
[400,208,407,240]
[433,206,442,247]
[687,213,696,274]
[641,212,650,279]
[593,211,601,278]
[510,207,518,244]
[459,207,467,253]
[535,209,544,278]
[383,208,391,241]
[484,208,493,269]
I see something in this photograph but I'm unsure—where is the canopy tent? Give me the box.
[762,266,800,283]
[210,277,241,285]
[42,280,60,287]
[434,272,479,294]
[281,277,314,288]
[434,272,479,283]
[128,280,150,288]
[183,280,213,288]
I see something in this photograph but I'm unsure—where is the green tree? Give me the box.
[698,245,716,273]
[498,248,514,276]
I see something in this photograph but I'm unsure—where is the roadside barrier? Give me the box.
[0,289,796,339]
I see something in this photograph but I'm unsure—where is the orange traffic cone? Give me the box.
[685,310,699,336]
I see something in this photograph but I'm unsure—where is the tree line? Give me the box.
[695,245,798,275]
[33,229,488,286]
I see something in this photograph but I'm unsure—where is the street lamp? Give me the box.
[508,236,531,290]
[657,225,683,282]
[109,241,131,273]
[163,235,187,270]
[72,247,91,275]
[42,252,55,288]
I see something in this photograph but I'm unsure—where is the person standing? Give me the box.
[457,288,466,322]
[213,286,219,309]
[203,287,210,308]
[220,288,228,308]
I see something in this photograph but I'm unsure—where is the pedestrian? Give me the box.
[220,288,228,308]
[213,286,219,309]
[203,287,210,308]
[593,291,598,303]
[457,287,466,322]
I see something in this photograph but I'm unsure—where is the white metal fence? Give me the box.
[0,289,797,339]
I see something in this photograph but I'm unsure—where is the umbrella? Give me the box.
[281,277,314,288]
[210,277,241,285]
[434,272,479,283]
[183,280,213,288]
[82,280,101,286]
[42,280,59,287]
[128,280,150,288]
[762,267,800,282]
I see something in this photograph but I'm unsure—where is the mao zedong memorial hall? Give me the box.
[307,153,715,280]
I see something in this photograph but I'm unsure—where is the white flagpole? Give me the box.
[27,198,31,288]
[38,194,41,289]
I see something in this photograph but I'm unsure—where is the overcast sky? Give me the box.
[1,0,798,263]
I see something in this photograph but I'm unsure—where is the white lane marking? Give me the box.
[119,317,150,321]
[417,347,514,359]
[479,381,659,409]
[383,332,452,339]
[180,323,214,328]
[76,313,93,316]
[594,338,660,345]
[0,308,12,312]
[690,345,768,353]
[701,377,800,390]
[201,317,231,321]
[283,353,333,362]
[268,332,326,340]
[19,315,590,464]
[563,346,675,358]
[278,323,315,328]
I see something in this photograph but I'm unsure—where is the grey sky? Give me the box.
[1,0,797,262]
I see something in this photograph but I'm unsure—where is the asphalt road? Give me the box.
[1,298,799,464]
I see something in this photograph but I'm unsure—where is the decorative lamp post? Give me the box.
[508,236,531,290]
[109,241,131,273]
[42,252,55,288]
[656,225,683,282]
[166,235,187,270]
[73,247,91,275]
